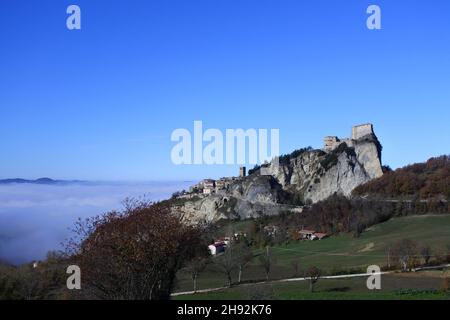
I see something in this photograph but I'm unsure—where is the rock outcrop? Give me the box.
[173,124,384,224]
[264,133,383,203]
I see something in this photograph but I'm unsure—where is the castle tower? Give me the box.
[323,136,340,152]
[239,166,246,177]
[351,123,374,140]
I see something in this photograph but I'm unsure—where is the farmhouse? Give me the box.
[208,241,227,255]
[298,229,316,240]
[298,229,328,241]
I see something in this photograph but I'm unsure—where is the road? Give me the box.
[171,264,450,297]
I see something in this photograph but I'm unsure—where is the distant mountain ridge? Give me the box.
[0,178,85,185]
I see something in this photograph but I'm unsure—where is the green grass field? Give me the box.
[174,272,450,300]
[174,214,450,296]
[265,214,450,270]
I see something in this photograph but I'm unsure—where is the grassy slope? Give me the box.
[175,272,450,300]
[267,214,450,270]
[175,214,450,294]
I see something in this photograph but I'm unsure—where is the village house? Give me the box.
[202,179,216,194]
[215,179,227,191]
[298,229,328,241]
[298,229,316,240]
[207,233,248,256]
[187,167,246,196]
[208,241,227,255]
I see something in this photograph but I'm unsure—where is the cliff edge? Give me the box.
[172,124,384,224]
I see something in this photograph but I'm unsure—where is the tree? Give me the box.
[385,246,392,269]
[353,155,450,200]
[235,243,253,284]
[66,200,206,300]
[442,270,450,292]
[391,239,419,272]
[214,242,239,287]
[305,266,321,293]
[290,259,300,278]
[259,246,276,281]
[420,246,432,265]
[185,257,209,293]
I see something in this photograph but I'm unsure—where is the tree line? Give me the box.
[353,155,450,199]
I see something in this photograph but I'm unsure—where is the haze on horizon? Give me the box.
[0,181,193,265]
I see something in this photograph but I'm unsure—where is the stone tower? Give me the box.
[323,136,340,152]
[239,166,246,177]
[323,124,376,153]
[351,123,374,140]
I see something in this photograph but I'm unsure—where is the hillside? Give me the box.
[353,155,450,199]
[174,214,450,295]
[172,124,384,224]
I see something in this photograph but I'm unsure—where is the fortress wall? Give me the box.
[323,124,373,152]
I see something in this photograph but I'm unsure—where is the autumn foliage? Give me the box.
[353,155,450,199]
[67,200,206,300]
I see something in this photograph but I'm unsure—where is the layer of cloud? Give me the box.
[0,181,193,265]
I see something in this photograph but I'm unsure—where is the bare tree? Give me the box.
[185,257,209,293]
[385,246,392,269]
[305,266,321,293]
[290,259,300,278]
[212,223,254,287]
[214,242,239,287]
[259,246,276,281]
[420,245,432,265]
[442,270,450,292]
[391,239,419,272]
[235,243,253,284]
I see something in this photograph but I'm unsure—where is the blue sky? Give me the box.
[1,0,449,181]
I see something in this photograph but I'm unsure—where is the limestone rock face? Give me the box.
[265,133,383,203]
[353,137,383,179]
[173,128,383,224]
[174,175,293,224]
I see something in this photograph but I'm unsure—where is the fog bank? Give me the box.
[0,181,192,265]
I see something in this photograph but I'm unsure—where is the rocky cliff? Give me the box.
[264,133,383,203]
[172,126,384,224]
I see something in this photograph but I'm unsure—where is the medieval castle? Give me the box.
[183,124,377,197]
[323,123,375,153]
